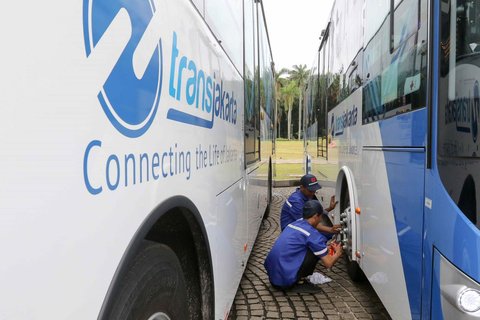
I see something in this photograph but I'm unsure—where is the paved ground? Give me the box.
[228,187,392,320]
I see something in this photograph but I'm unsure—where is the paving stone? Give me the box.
[251,310,264,316]
[325,309,340,315]
[311,311,326,318]
[279,306,294,312]
[266,311,280,318]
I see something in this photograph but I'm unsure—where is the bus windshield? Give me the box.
[438,0,480,228]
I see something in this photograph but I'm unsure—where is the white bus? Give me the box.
[305,0,480,319]
[0,0,275,319]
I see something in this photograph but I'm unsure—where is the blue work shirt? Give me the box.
[264,219,328,287]
[280,188,309,230]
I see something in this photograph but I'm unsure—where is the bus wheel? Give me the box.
[109,241,189,320]
[340,188,365,282]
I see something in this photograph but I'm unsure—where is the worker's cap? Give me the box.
[303,200,326,219]
[300,174,322,192]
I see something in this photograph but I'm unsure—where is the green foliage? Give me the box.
[280,81,299,112]
[289,64,309,89]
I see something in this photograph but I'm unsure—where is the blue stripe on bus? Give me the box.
[166,108,214,128]
[379,108,427,319]
[378,108,427,147]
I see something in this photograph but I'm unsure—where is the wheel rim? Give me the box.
[340,194,354,262]
[341,206,354,261]
[147,312,171,320]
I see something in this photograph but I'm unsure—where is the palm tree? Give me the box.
[289,64,309,140]
[281,80,299,140]
[275,68,289,138]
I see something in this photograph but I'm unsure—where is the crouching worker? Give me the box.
[264,200,343,291]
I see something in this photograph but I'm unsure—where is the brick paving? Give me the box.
[228,187,392,320]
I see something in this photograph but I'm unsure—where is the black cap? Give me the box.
[303,200,325,219]
[300,174,321,192]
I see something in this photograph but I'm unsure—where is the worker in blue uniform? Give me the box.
[265,200,344,290]
[280,174,340,236]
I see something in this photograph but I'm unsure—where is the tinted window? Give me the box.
[244,0,257,165]
[362,0,427,124]
[438,0,480,228]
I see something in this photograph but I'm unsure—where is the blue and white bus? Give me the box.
[305,0,480,318]
[0,0,274,319]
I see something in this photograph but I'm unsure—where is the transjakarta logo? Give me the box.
[331,105,358,136]
[166,32,238,128]
[83,0,163,138]
[444,81,480,142]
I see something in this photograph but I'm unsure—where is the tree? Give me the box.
[280,80,299,140]
[274,68,289,138]
[289,64,309,140]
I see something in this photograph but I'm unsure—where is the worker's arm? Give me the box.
[316,223,341,234]
[320,242,343,268]
[325,195,338,212]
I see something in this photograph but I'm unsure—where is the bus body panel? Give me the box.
[0,0,272,318]
[330,98,426,318]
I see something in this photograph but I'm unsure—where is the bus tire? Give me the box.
[346,258,365,282]
[108,240,189,320]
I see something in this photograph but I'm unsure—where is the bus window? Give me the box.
[392,0,419,50]
[244,0,257,165]
[362,0,427,125]
[205,0,243,71]
[438,0,480,228]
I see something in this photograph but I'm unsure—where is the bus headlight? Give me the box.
[458,288,480,313]
[439,252,480,318]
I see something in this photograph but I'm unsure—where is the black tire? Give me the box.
[108,241,189,320]
[340,183,365,282]
[346,258,365,282]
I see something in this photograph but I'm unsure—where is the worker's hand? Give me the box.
[330,241,343,256]
[330,224,341,233]
[327,195,338,211]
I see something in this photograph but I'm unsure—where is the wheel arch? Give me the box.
[98,196,214,320]
[335,166,360,262]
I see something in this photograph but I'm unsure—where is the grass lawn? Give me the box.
[273,139,338,182]
[309,163,338,182]
[274,163,304,180]
[275,139,304,161]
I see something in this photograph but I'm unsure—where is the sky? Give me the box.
[262,0,334,71]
